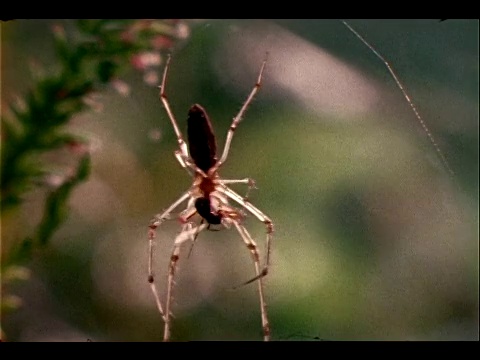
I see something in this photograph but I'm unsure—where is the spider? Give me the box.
[147,53,274,342]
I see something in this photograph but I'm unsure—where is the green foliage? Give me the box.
[1,20,190,326]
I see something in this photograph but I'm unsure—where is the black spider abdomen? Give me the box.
[187,104,217,173]
[195,197,222,225]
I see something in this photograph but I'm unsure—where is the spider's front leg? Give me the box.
[163,222,208,341]
[212,186,273,341]
[148,190,193,321]
[231,220,270,341]
[217,184,274,282]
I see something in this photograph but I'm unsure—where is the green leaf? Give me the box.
[97,60,118,83]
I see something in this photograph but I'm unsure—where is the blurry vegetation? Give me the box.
[1,19,190,339]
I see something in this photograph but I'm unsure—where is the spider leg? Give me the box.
[179,196,198,223]
[159,54,189,160]
[232,220,270,341]
[216,178,257,200]
[160,55,209,179]
[216,184,273,283]
[209,54,268,174]
[174,150,210,178]
[148,190,192,321]
[164,222,208,341]
[187,218,204,259]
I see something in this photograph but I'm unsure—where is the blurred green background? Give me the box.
[1,19,478,341]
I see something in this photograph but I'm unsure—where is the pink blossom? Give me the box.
[111,79,131,97]
[130,51,162,71]
[151,35,173,50]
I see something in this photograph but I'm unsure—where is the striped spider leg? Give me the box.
[148,53,274,341]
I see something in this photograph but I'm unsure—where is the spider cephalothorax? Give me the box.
[147,54,273,342]
[194,197,221,225]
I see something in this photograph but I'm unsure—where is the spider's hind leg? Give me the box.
[209,54,268,173]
